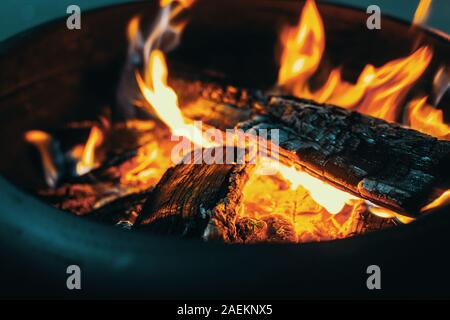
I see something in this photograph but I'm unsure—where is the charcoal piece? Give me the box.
[87,191,150,227]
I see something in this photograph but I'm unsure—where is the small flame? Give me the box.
[421,190,450,212]
[413,0,432,25]
[368,206,415,224]
[136,50,210,147]
[160,0,194,8]
[407,96,450,139]
[75,126,103,175]
[277,0,325,90]
[127,16,141,43]
[25,130,59,187]
[122,142,159,184]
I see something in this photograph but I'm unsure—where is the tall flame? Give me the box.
[136,50,210,147]
[278,0,325,91]
[134,0,445,219]
[278,0,433,123]
[355,46,433,121]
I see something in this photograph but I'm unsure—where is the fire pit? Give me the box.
[0,0,449,298]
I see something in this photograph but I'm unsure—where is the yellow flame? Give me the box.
[127,16,141,42]
[413,0,432,25]
[160,0,194,8]
[277,0,325,91]
[278,0,433,123]
[407,96,450,139]
[136,50,211,147]
[356,46,433,121]
[258,159,358,214]
[25,130,58,187]
[122,142,159,184]
[76,126,103,175]
[421,190,450,212]
[368,206,415,224]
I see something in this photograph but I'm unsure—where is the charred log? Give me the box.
[135,148,397,243]
[239,96,450,216]
[87,191,149,228]
[169,75,267,130]
[135,147,253,241]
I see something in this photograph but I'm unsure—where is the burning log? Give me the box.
[135,148,397,243]
[35,120,176,215]
[239,96,450,216]
[168,71,267,130]
[135,147,252,241]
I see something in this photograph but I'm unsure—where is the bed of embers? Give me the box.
[24,0,450,244]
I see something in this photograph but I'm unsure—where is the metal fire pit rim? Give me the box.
[1,0,449,52]
[1,0,450,298]
[0,0,448,260]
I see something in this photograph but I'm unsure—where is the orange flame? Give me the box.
[75,126,103,175]
[122,142,160,184]
[25,130,59,187]
[413,0,432,25]
[278,0,325,91]
[356,47,433,121]
[136,50,211,147]
[160,0,195,8]
[127,16,141,42]
[407,96,450,139]
[278,0,433,123]
[368,206,415,224]
[421,190,450,212]
[133,0,444,222]
[256,159,358,215]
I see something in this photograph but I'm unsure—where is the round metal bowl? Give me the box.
[0,0,449,298]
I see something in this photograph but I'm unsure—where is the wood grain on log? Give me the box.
[170,77,266,130]
[135,147,253,241]
[238,96,450,216]
[135,148,397,242]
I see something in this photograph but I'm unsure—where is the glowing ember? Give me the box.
[257,159,358,215]
[240,162,367,243]
[407,96,450,140]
